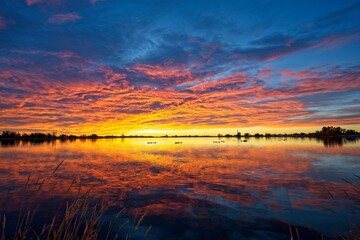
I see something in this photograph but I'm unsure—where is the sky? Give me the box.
[0,0,360,135]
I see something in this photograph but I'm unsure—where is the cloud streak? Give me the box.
[48,13,81,25]
[26,0,62,6]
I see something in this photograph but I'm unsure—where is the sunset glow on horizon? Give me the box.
[1,1,360,135]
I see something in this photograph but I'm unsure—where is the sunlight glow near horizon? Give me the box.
[127,125,360,136]
[0,1,359,134]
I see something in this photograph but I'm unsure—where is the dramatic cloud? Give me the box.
[0,0,359,134]
[1,48,359,134]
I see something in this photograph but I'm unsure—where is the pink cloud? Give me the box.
[89,0,104,4]
[26,0,45,5]
[0,17,6,29]
[26,0,61,6]
[12,49,80,59]
[257,66,272,81]
[126,63,197,87]
[0,16,15,30]
[129,63,192,80]
[280,69,321,79]
[48,13,81,25]
[265,31,360,62]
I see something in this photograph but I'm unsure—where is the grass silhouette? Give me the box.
[0,160,150,240]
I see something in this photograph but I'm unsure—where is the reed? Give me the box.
[0,160,150,240]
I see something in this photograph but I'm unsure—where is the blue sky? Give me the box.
[0,0,359,134]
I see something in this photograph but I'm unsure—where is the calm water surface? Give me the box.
[0,137,359,239]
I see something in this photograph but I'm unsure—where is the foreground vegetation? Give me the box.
[1,173,359,240]
[0,163,151,240]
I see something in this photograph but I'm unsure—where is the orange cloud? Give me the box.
[0,51,359,135]
[129,64,192,79]
[127,63,195,87]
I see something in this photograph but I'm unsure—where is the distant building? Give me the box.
[236,130,241,138]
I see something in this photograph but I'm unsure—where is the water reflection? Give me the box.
[0,138,82,148]
[0,139,21,147]
[1,136,358,149]
[0,138,359,239]
[320,137,359,147]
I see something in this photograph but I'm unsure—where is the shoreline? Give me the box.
[1,134,359,140]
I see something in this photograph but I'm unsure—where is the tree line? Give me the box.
[0,126,358,140]
[0,131,100,140]
[238,126,359,138]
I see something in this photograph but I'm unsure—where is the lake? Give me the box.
[0,137,359,239]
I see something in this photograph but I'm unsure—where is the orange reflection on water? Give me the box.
[0,137,359,238]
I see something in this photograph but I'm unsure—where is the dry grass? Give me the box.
[0,160,150,240]
[287,176,360,240]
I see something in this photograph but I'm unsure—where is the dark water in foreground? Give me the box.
[0,137,359,239]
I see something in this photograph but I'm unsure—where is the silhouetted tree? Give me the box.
[345,129,358,135]
[1,131,20,138]
[89,134,98,138]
